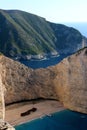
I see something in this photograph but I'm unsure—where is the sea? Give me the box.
[20,54,69,69]
[15,23,87,129]
[15,110,87,130]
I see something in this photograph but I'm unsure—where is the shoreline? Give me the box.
[5,100,65,126]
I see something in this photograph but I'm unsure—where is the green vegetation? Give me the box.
[0,9,84,58]
[49,23,83,53]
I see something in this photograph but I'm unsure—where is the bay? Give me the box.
[19,54,69,69]
[15,110,87,130]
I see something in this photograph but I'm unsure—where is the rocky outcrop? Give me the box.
[0,57,15,129]
[0,64,5,120]
[0,48,87,114]
[0,119,15,130]
[53,48,87,113]
[0,55,58,105]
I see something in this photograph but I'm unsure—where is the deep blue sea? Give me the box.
[20,54,69,69]
[15,110,87,130]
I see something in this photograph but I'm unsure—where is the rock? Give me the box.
[0,48,87,114]
[0,55,57,105]
[0,64,5,120]
[0,119,15,130]
[53,47,87,113]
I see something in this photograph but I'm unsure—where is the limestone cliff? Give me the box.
[53,48,87,113]
[0,63,5,120]
[0,56,15,129]
[0,55,57,105]
[0,48,87,114]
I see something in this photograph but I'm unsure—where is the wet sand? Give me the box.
[5,100,65,126]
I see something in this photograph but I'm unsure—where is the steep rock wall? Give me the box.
[53,48,87,113]
[0,56,57,104]
[0,48,87,114]
[0,61,5,119]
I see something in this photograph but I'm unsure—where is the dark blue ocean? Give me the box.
[19,54,69,69]
[15,110,87,130]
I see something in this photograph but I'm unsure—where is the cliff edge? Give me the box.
[53,47,87,113]
[0,48,87,115]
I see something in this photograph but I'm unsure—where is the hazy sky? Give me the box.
[0,0,87,22]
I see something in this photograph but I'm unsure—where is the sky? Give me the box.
[0,0,87,23]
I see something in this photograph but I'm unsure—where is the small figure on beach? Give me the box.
[20,107,37,117]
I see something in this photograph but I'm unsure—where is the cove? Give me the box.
[15,110,87,130]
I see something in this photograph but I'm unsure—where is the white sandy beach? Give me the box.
[5,100,65,126]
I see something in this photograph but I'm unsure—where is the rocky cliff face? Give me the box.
[0,55,58,105]
[0,48,87,114]
[53,48,87,113]
[0,63,5,120]
[0,57,15,129]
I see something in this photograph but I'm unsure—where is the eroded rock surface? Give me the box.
[0,119,15,130]
[53,48,87,113]
[0,55,57,105]
[0,64,5,120]
[0,48,87,114]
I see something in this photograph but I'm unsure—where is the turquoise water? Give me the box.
[15,110,87,130]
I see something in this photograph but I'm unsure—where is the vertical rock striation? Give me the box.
[0,48,87,117]
[0,62,5,120]
[0,56,15,129]
[53,48,87,113]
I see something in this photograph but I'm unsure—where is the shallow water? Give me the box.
[15,110,87,130]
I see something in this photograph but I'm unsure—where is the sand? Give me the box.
[5,100,65,126]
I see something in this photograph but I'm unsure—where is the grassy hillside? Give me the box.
[49,23,82,54]
[0,9,85,58]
